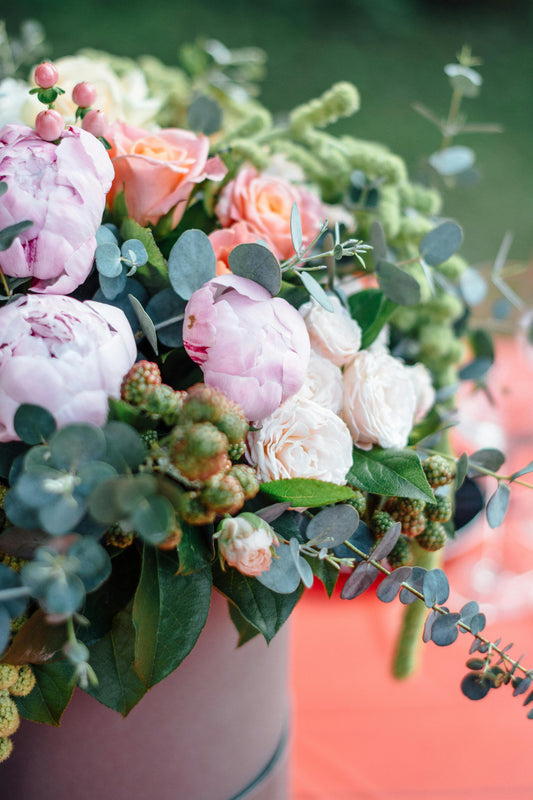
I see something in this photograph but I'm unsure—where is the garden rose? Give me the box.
[209,221,275,276]
[106,121,226,227]
[215,513,279,577]
[342,350,417,450]
[0,123,113,294]
[0,295,136,442]
[215,166,325,261]
[298,351,344,413]
[246,394,353,483]
[406,363,435,422]
[183,274,310,422]
[299,295,362,367]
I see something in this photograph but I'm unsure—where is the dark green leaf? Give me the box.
[304,554,339,597]
[228,601,261,647]
[376,261,421,306]
[229,242,282,296]
[486,483,510,529]
[132,546,212,688]
[376,566,413,603]
[298,270,333,311]
[129,294,158,354]
[340,561,379,599]
[431,613,460,646]
[455,452,469,490]
[168,228,216,300]
[0,220,33,251]
[15,660,76,725]
[347,448,435,503]
[0,441,26,480]
[260,479,356,508]
[103,421,146,471]
[177,521,214,575]
[13,404,57,445]
[420,221,463,267]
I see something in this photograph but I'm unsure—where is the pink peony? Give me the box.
[183,274,310,422]
[209,221,275,276]
[106,121,227,228]
[215,166,325,261]
[0,294,137,442]
[0,123,113,294]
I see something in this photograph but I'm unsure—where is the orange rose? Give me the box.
[106,121,226,227]
[209,221,275,275]
[214,167,325,261]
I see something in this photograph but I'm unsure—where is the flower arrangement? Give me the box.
[0,32,532,770]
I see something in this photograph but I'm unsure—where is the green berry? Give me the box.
[423,455,456,489]
[0,736,12,763]
[144,384,185,426]
[121,360,161,405]
[425,496,453,523]
[140,429,159,448]
[416,520,448,551]
[8,665,35,698]
[0,691,19,737]
[346,489,367,517]
[386,498,426,537]
[178,492,216,526]
[370,510,396,539]
[387,535,414,568]
[182,384,249,444]
[229,465,260,501]
[201,474,245,515]
[0,665,19,692]
[105,525,135,549]
[228,442,246,461]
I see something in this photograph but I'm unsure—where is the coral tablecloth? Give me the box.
[290,337,533,799]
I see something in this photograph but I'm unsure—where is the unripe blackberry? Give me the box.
[182,384,249,444]
[386,497,426,538]
[157,520,183,551]
[370,510,396,540]
[0,665,19,691]
[0,691,19,737]
[178,492,217,526]
[0,551,25,572]
[201,474,245,516]
[140,429,159,448]
[144,384,185,426]
[416,520,448,551]
[425,495,453,523]
[105,525,135,549]
[228,442,246,461]
[0,736,12,763]
[121,361,161,405]
[8,665,35,698]
[171,423,230,482]
[229,465,260,501]
[423,455,456,488]
[387,534,414,568]
[346,489,367,517]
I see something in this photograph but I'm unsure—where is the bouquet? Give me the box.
[0,33,531,766]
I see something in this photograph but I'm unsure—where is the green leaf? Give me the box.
[469,448,505,474]
[177,521,214,575]
[228,601,261,647]
[420,221,463,267]
[103,421,147,471]
[146,289,186,348]
[50,424,106,469]
[305,504,359,549]
[228,243,282,296]
[132,546,212,688]
[347,448,435,503]
[168,228,216,299]
[0,182,7,198]
[486,483,510,529]
[0,220,33,251]
[260,479,356,508]
[84,600,146,716]
[129,294,158,354]
[455,453,469,489]
[16,660,76,726]
[369,220,387,263]
[290,202,303,253]
[212,559,302,643]
[120,219,169,293]
[13,404,56,445]
[303,554,339,597]
[298,270,333,311]
[376,261,421,306]
[351,291,397,349]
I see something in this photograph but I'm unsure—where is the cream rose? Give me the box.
[246,394,353,483]
[406,363,436,422]
[342,350,417,450]
[215,514,279,577]
[298,351,344,414]
[299,296,362,367]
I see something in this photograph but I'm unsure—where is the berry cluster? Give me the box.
[0,664,36,762]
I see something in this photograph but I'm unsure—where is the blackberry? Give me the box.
[425,496,453,524]
[178,492,217,526]
[229,465,260,501]
[140,429,159,448]
[121,360,161,405]
[370,510,396,540]
[0,736,12,763]
[387,535,414,568]
[422,455,456,489]
[385,498,426,538]
[416,520,448,551]
[346,489,367,517]
[201,474,245,516]
[144,385,185,426]
[8,665,35,698]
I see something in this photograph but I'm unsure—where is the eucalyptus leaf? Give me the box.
[461,673,490,701]
[130,494,175,544]
[444,64,482,97]
[340,561,379,600]
[429,146,475,176]
[469,448,505,474]
[69,538,112,593]
[0,220,33,251]
[430,613,460,646]
[290,202,303,253]
[299,271,333,311]
[370,220,387,262]
[510,461,533,482]
[168,228,216,299]
[458,357,492,382]
[420,221,463,267]
[0,181,7,198]
[146,289,187,348]
[469,612,486,635]
[347,448,435,503]
[99,268,128,300]
[13,404,56,445]
[422,569,450,608]
[39,495,86,536]
[256,541,301,594]
[121,238,148,267]
[459,600,480,627]
[422,608,439,643]
[120,218,169,293]
[455,452,469,490]
[228,242,282,296]
[376,566,413,603]
[50,424,106,470]
[289,537,313,588]
[95,242,122,278]
[129,294,158,354]
[376,261,421,306]
[486,483,510,529]
[187,93,223,135]
[460,266,487,306]
[103,421,147,471]
[399,566,426,604]
[305,504,359,549]
[371,521,401,561]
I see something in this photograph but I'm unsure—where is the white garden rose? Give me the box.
[246,394,353,483]
[215,514,279,577]
[406,362,436,422]
[298,350,344,413]
[342,350,417,450]
[299,295,362,367]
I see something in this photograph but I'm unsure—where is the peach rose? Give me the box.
[106,121,227,227]
[209,221,275,276]
[215,166,325,261]
[215,514,279,577]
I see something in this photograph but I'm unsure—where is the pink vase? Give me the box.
[1,590,290,800]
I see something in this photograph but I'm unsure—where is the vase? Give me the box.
[1,589,290,800]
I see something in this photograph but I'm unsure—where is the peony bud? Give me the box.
[215,513,279,577]
[34,109,64,141]
[82,108,109,138]
[34,62,59,89]
[72,81,97,108]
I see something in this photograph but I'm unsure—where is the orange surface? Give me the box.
[290,338,533,799]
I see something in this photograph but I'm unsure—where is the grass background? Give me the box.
[3,0,532,266]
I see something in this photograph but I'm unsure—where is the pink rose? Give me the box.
[209,221,275,276]
[106,121,227,227]
[0,123,113,294]
[215,513,279,577]
[183,274,310,422]
[0,294,136,442]
[215,167,325,261]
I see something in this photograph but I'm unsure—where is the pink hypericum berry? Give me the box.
[34,62,59,89]
[72,81,97,109]
[35,109,65,142]
[81,109,109,138]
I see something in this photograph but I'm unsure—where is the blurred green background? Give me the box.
[2,0,532,266]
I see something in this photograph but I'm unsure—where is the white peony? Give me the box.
[298,350,344,413]
[342,349,417,450]
[299,295,362,367]
[406,362,436,422]
[246,394,354,484]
